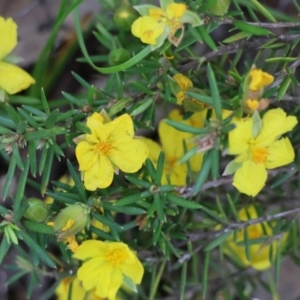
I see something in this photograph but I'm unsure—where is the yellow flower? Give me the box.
[0,17,35,94]
[75,113,148,191]
[65,235,79,253]
[223,205,287,271]
[249,68,274,91]
[173,73,193,105]
[227,108,297,196]
[74,240,144,300]
[245,98,259,111]
[131,1,202,48]
[56,276,102,300]
[143,109,206,185]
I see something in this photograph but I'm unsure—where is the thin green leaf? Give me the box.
[204,231,232,251]
[179,262,187,300]
[113,193,142,206]
[202,251,210,298]
[167,193,201,209]
[0,238,11,265]
[193,151,212,194]
[74,7,152,74]
[233,20,272,35]
[41,146,54,196]
[41,88,50,115]
[102,202,146,215]
[207,64,222,120]
[13,158,29,214]
[3,155,16,199]
[67,160,87,202]
[164,119,207,134]
[20,231,56,268]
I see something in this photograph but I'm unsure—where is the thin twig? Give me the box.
[213,17,300,28]
[179,34,300,72]
[188,206,300,241]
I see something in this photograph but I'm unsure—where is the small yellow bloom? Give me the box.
[223,205,287,271]
[74,240,144,300]
[143,109,206,185]
[65,235,78,253]
[227,108,297,196]
[245,98,259,111]
[55,276,102,300]
[173,73,193,105]
[0,17,35,94]
[131,1,202,48]
[75,113,148,191]
[249,68,274,91]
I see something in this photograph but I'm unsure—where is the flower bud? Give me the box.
[113,5,138,31]
[53,203,90,241]
[209,0,230,16]
[24,198,49,223]
[108,48,131,66]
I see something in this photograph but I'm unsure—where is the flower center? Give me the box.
[248,226,260,239]
[95,142,112,155]
[251,147,269,164]
[105,249,127,266]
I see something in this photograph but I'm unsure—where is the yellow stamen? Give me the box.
[95,142,112,155]
[105,249,127,266]
[251,147,269,164]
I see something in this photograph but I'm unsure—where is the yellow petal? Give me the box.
[120,254,144,284]
[74,240,108,260]
[0,62,35,94]
[0,17,17,60]
[249,69,274,91]
[110,138,148,173]
[78,259,110,291]
[173,73,193,90]
[238,205,258,220]
[85,113,105,144]
[233,160,267,196]
[131,16,164,45]
[186,110,207,128]
[265,138,295,169]
[83,154,114,190]
[106,114,134,142]
[55,277,88,300]
[76,141,97,171]
[166,3,187,18]
[95,268,122,300]
[256,108,297,147]
[189,152,203,172]
[141,137,162,164]
[159,118,190,159]
[228,118,253,155]
[149,7,165,20]
[163,162,187,186]
[250,243,274,270]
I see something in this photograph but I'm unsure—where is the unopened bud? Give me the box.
[114,5,138,31]
[24,198,49,223]
[53,203,90,241]
[108,48,131,66]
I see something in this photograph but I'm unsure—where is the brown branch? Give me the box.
[213,17,300,28]
[188,206,300,242]
[179,34,300,73]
